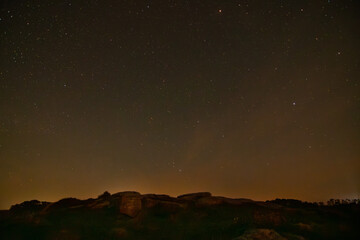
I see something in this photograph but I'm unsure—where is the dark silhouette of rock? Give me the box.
[144,198,186,212]
[42,197,84,212]
[10,200,50,213]
[1,192,359,240]
[88,197,110,209]
[112,191,141,198]
[177,192,212,200]
[114,192,143,217]
[143,194,173,201]
[195,196,224,206]
[98,191,111,199]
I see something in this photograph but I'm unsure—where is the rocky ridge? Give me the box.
[1,191,359,240]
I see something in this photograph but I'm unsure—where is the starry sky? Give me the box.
[0,0,359,209]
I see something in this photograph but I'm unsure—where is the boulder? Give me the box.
[10,200,50,213]
[98,191,111,199]
[143,194,173,202]
[112,191,141,199]
[223,198,254,205]
[88,199,110,209]
[143,197,186,211]
[177,192,212,200]
[42,198,84,212]
[196,196,224,206]
[116,192,142,217]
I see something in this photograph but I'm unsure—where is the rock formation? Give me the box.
[1,192,359,239]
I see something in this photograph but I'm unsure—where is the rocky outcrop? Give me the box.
[223,198,254,205]
[143,197,186,212]
[88,198,110,209]
[177,192,212,200]
[143,194,174,202]
[115,192,143,217]
[42,198,85,212]
[196,196,224,206]
[10,200,50,213]
[98,191,111,199]
[2,191,359,240]
[112,191,141,198]
[191,195,253,207]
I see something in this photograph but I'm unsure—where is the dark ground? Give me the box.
[1,192,359,240]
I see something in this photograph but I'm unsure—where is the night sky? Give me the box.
[0,0,359,209]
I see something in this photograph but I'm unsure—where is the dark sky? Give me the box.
[0,0,359,209]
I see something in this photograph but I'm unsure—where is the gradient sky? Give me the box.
[0,0,359,209]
